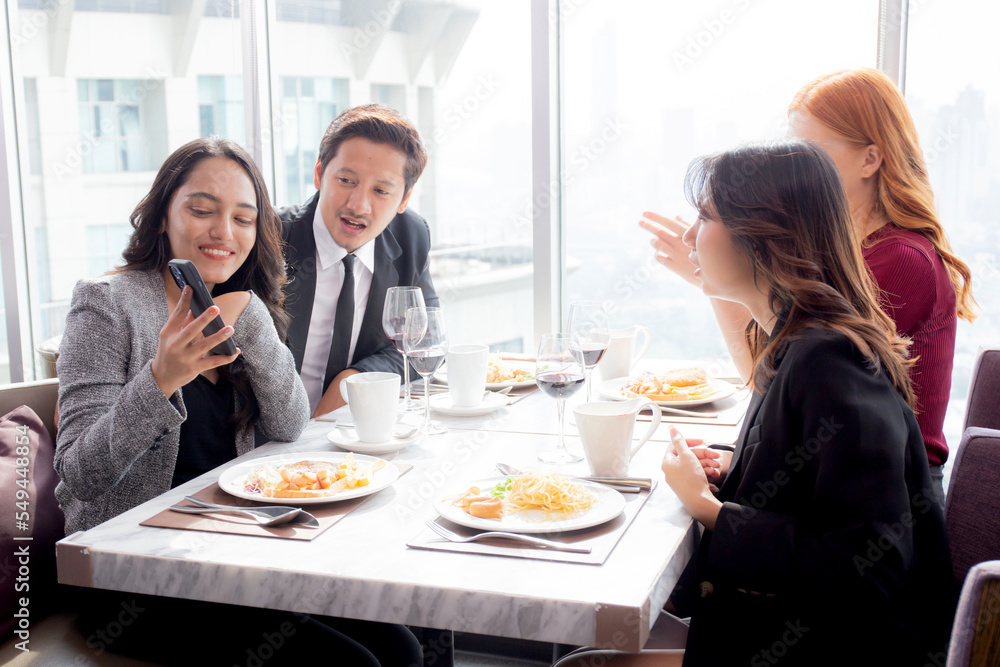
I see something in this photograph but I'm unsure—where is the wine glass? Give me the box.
[403,306,449,436]
[383,286,426,411]
[567,301,610,402]
[535,333,585,464]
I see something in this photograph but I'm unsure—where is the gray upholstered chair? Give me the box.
[0,378,158,664]
[0,378,58,436]
[946,346,1000,585]
[946,560,1000,667]
[963,346,1000,432]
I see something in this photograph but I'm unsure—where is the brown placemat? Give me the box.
[406,485,652,565]
[141,463,412,541]
[637,389,751,426]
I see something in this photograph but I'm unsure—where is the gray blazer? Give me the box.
[55,268,309,534]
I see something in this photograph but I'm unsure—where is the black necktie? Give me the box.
[325,254,355,392]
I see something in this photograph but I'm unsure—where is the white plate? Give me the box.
[326,428,421,454]
[429,391,509,417]
[219,452,400,505]
[435,476,625,534]
[597,376,738,407]
[434,362,537,390]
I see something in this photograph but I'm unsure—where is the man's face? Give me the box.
[313,137,412,253]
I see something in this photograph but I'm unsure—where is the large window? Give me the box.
[85,224,132,278]
[77,79,160,173]
[198,75,245,145]
[906,0,1000,446]
[267,1,534,352]
[10,2,244,378]
[563,0,878,368]
[1,0,995,410]
[276,76,349,205]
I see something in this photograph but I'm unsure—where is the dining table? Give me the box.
[55,365,748,654]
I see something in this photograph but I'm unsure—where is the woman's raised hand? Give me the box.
[638,211,700,286]
[151,286,240,397]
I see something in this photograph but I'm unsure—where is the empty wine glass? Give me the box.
[403,306,448,436]
[383,286,426,411]
[567,301,610,402]
[535,333,585,464]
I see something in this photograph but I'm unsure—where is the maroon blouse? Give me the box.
[863,224,957,466]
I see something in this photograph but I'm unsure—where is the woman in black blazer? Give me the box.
[557,140,957,667]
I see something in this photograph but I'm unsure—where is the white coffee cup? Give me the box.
[446,344,489,407]
[574,397,662,477]
[340,372,401,443]
[595,325,653,383]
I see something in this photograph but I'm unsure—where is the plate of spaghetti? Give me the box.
[436,472,626,534]
[598,367,738,407]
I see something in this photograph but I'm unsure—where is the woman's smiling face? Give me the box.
[164,157,258,290]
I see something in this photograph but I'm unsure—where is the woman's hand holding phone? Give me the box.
[151,286,240,398]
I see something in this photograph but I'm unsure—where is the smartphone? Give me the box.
[167,259,238,356]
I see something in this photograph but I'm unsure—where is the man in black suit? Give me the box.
[279,104,438,417]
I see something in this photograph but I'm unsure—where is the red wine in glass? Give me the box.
[536,333,585,464]
[571,342,607,368]
[536,371,586,399]
[408,350,446,376]
[567,302,610,401]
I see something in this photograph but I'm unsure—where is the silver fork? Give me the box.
[425,520,591,554]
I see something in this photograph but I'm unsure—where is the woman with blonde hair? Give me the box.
[641,68,975,505]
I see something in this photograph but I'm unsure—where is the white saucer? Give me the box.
[326,427,421,454]
[428,391,509,417]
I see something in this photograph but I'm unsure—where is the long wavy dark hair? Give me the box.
[118,137,288,431]
[685,139,914,407]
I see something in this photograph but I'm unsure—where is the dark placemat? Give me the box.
[407,484,652,564]
[141,463,412,541]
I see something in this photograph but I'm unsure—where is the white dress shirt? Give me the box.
[299,207,376,412]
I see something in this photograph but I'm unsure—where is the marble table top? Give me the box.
[57,390,742,651]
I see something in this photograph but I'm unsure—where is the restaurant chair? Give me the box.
[963,345,1000,432]
[945,344,1000,586]
[0,379,157,665]
[946,560,1000,667]
[0,378,58,436]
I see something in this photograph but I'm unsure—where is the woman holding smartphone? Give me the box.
[641,69,976,506]
[54,137,419,666]
[556,141,956,666]
[55,136,307,531]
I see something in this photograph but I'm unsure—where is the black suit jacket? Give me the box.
[678,327,957,666]
[278,194,439,387]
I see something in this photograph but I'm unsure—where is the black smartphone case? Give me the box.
[167,259,239,356]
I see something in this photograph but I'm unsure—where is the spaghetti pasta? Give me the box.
[502,472,597,519]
